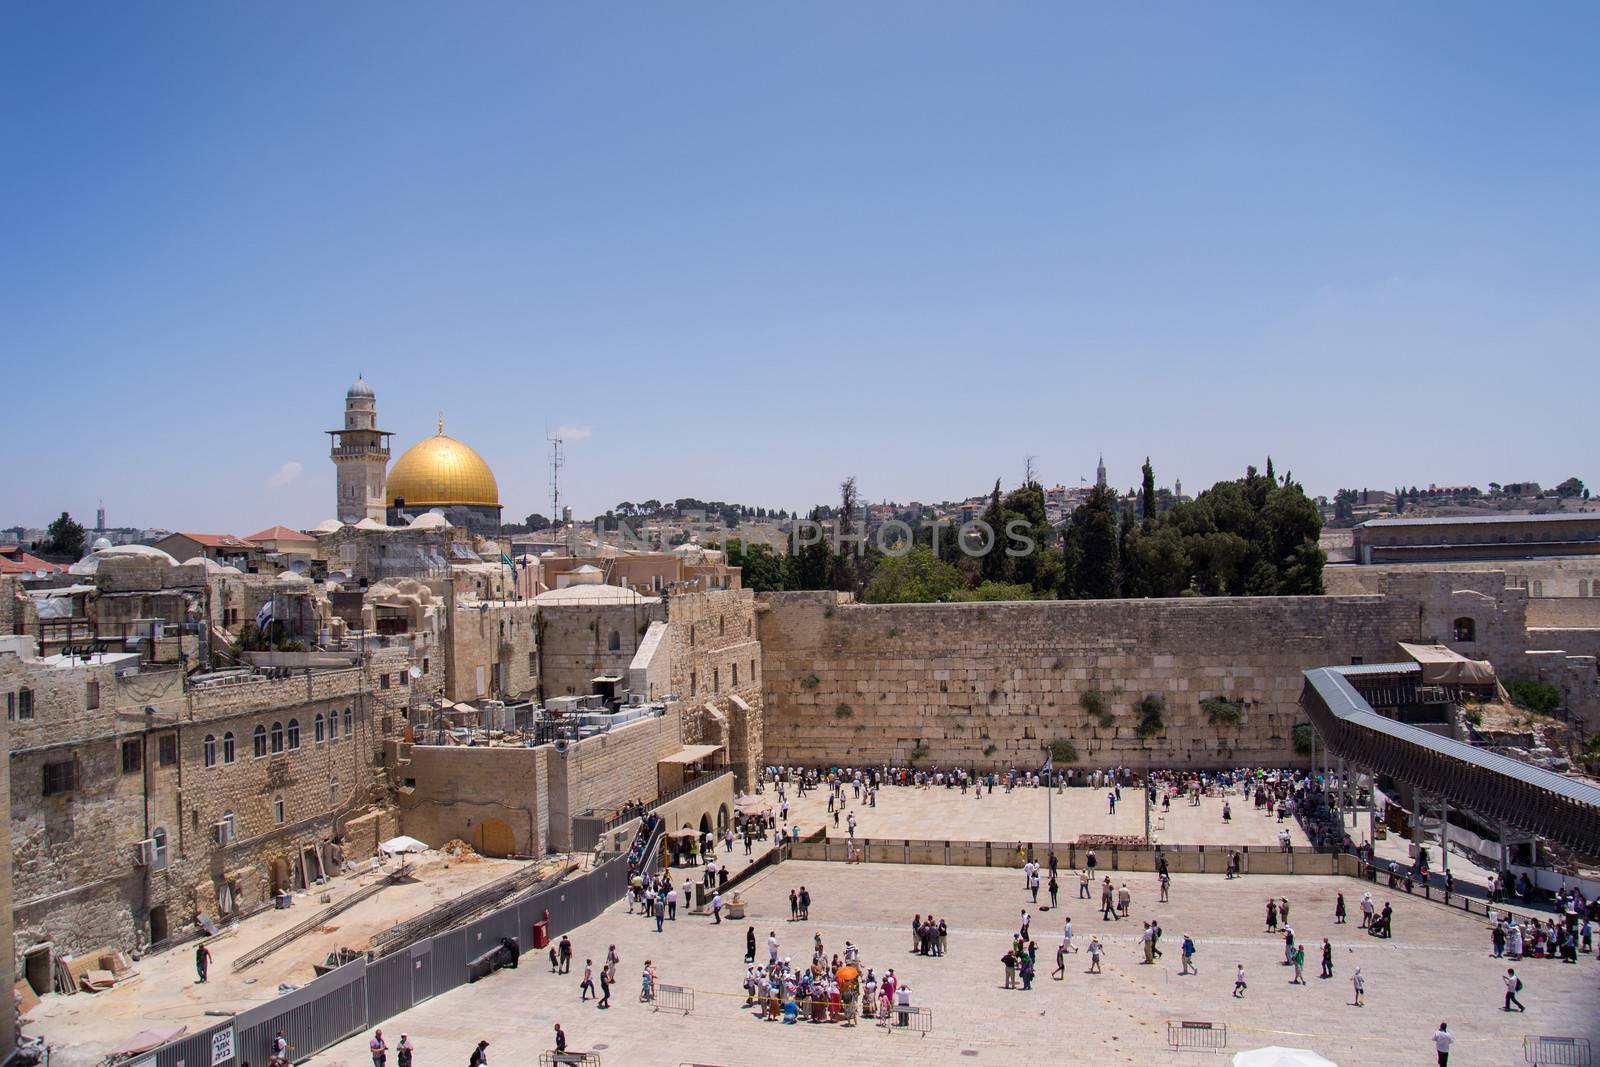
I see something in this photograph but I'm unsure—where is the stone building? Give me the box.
[1352,512,1600,564]
[2,635,402,967]
[668,589,763,787]
[533,581,665,700]
[327,376,393,524]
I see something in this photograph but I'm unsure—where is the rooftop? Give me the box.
[1357,512,1598,529]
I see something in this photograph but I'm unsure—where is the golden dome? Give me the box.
[386,428,499,508]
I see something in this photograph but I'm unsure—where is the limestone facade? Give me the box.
[446,599,539,703]
[756,591,1420,770]
[668,590,763,786]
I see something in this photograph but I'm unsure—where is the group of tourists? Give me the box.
[741,928,911,1028]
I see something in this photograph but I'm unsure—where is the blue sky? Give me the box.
[4,3,1596,532]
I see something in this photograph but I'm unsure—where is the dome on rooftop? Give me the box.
[386,428,499,509]
[347,376,374,399]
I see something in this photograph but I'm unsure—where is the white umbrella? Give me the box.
[1233,1047,1338,1067]
[379,835,430,855]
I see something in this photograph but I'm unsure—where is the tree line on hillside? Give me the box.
[725,460,1325,602]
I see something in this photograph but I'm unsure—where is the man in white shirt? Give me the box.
[768,932,779,965]
[1432,1022,1454,1067]
[1062,916,1076,952]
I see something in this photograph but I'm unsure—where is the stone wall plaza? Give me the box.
[755,591,1418,769]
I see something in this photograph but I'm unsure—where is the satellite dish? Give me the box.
[553,739,570,754]
[408,665,423,679]
[35,569,48,578]
[290,559,309,574]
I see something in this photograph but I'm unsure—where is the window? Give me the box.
[203,734,217,768]
[1532,580,1544,597]
[529,651,536,674]
[608,630,621,651]
[253,725,267,758]
[151,827,169,870]
[18,687,33,720]
[719,615,725,636]
[691,670,697,695]
[223,731,236,764]
[222,810,236,841]
[121,738,142,774]
[746,620,752,637]
[158,733,177,766]
[690,624,695,647]
[329,778,340,804]
[381,673,391,690]
[344,707,353,736]
[329,711,339,740]
[42,759,77,796]
[314,713,325,743]
[86,680,100,710]
[713,668,720,694]
[1452,617,1477,643]
[270,721,284,754]
[287,718,300,750]
[5,692,11,721]
[273,795,285,824]
[422,657,430,675]
[732,663,738,687]
[399,670,408,686]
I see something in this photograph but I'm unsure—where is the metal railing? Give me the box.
[1526,1036,1591,1066]
[654,983,694,1014]
[600,767,731,831]
[888,1005,932,1036]
[1168,1020,1228,1052]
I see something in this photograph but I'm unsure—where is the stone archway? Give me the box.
[699,812,712,835]
[480,817,516,857]
[717,804,730,832]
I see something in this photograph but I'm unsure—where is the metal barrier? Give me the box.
[539,1053,601,1067]
[1168,1020,1228,1052]
[655,982,695,1014]
[889,1005,932,1036]
[1526,1036,1592,1066]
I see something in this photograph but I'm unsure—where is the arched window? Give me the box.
[223,731,236,764]
[343,707,353,736]
[270,721,285,754]
[203,735,217,768]
[1532,580,1544,596]
[608,630,621,651]
[1453,617,1476,643]
[252,725,267,758]
[273,795,285,824]
[314,713,325,743]
[329,710,339,739]
[287,718,300,750]
[152,827,169,870]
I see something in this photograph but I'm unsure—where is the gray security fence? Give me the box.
[143,830,651,1067]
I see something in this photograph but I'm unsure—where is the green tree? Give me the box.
[42,512,86,557]
[1555,476,1585,499]
[790,506,834,590]
[1140,458,1157,531]
[1061,485,1122,599]
[861,545,965,603]
[725,539,789,592]
[979,479,1010,584]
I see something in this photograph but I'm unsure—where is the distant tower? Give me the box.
[327,377,392,523]
[96,502,105,532]
[1096,454,1107,489]
[1174,477,1182,500]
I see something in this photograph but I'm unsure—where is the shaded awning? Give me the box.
[659,744,723,765]
[1397,642,1496,685]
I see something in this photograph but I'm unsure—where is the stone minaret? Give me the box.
[328,377,391,523]
[1096,454,1107,489]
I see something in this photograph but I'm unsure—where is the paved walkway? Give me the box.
[317,861,1600,1066]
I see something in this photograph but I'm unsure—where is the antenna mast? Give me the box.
[547,430,564,528]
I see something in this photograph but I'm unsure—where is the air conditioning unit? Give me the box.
[627,693,645,707]
[133,839,156,867]
[214,821,235,846]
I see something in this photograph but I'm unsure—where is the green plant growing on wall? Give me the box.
[1464,706,1484,728]
[1136,694,1166,738]
[1201,697,1243,725]
[1292,724,1314,757]
[800,674,820,690]
[909,744,929,762]
[1048,739,1079,763]
[1080,689,1115,729]
[1506,679,1562,716]
[983,744,998,757]
[834,703,854,718]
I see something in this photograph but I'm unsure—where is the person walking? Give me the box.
[799,886,811,921]
[597,965,611,1009]
[1048,874,1059,909]
[1101,878,1117,921]
[552,1024,566,1055]
[1351,966,1365,1007]
[1503,967,1525,1011]
[1233,963,1247,998]
[1320,938,1333,979]
[1360,892,1375,929]
[369,1030,388,1067]
[1079,869,1091,899]
[1291,943,1306,984]
[768,931,779,966]
[1433,1022,1454,1067]
[1180,935,1196,975]
[579,960,595,1000]
[1159,871,1170,903]
[1335,892,1347,924]
[558,936,572,974]
[711,891,723,923]
[1087,937,1103,973]
[1266,898,1278,932]
[1062,916,1076,954]
[1053,940,1067,980]
[196,942,212,984]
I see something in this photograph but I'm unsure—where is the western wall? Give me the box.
[755,590,1423,770]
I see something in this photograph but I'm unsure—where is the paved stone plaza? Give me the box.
[778,780,1312,848]
[318,861,1600,1067]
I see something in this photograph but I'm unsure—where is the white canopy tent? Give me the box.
[1233,1047,1338,1067]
